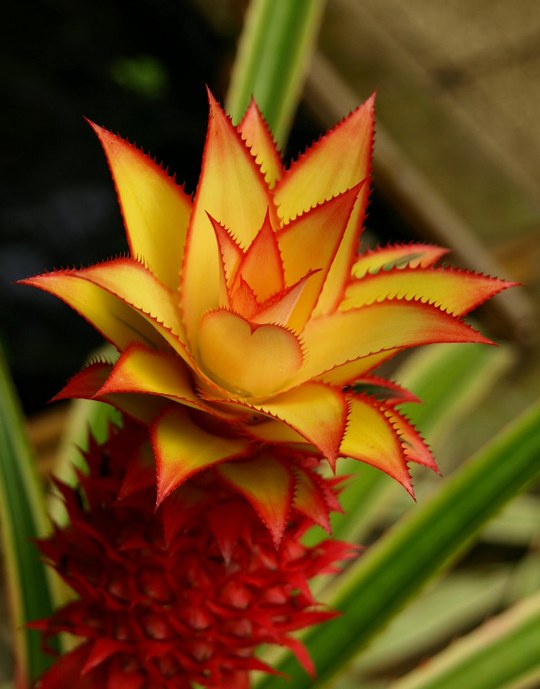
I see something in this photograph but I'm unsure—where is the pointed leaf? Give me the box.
[294,300,492,386]
[388,408,438,472]
[340,395,413,494]
[97,344,229,418]
[277,185,362,330]
[317,351,395,386]
[53,361,113,402]
[217,454,294,546]
[82,639,126,674]
[352,375,420,406]
[53,359,165,425]
[181,91,276,343]
[314,181,370,317]
[275,96,374,222]
[76,258,180,331]
[253,382,348,466]
[252,271,318,327]
[280,636,316,678]
[352,244,449,279]
[234,211,284,301]
[75,259,189,359]
[89,121,192,290]
[153,406,251,504]
[20,272,165,352]
[207,214,244,292]
[37,645,95,689]
[238,99,283,187]
[293,465,332,532]
[342,267,514,316]
[275,98,374,316]
[230,276,260,317]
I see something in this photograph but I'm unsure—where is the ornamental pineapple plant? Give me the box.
[22,91,513,687]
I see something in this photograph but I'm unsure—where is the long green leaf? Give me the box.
[0,344,58,686]
[390,589,540,689]
[352,569,511,677]
[226,0,326,148]
[258,398,540,688]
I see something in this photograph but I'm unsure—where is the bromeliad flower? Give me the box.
[33,419,354,689]
[23,92,513,532]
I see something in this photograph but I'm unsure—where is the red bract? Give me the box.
[33,420,355,689]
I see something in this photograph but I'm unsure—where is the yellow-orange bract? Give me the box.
[23,92,512,538]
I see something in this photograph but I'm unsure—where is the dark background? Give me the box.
[1,1,233,414]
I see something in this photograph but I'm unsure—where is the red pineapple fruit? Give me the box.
[32,418,355,689]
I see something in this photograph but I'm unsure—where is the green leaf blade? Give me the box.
[0,345,58,685]
[391,590,540,689]
[226,0,326,148]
